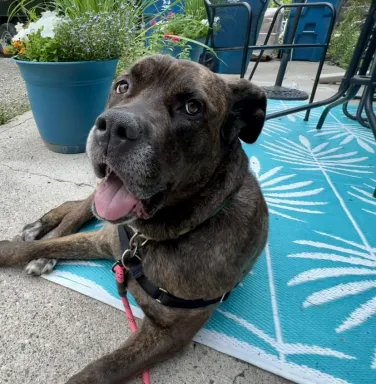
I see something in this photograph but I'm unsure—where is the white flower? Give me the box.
[39,11,59,22]
[200,17,219,27]
[12,28,29,43]
[27,22,39,34]
[15,22,24,32]
[40,25,55,38]
[34,11,62,39]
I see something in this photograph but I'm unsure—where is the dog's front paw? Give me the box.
[25,258,57,276]
[21,220,44,241]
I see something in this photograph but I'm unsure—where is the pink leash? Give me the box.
[114,264,151,384]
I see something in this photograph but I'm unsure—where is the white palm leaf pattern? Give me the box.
[249,156,327,221]
[308,123,376,154]
[217,309,356,360]
[348,179,376,216]
[263,120,291,137]
[262,135,373,178]
[266,101,323,123]
[288,231,376,368]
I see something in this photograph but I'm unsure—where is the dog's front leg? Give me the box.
[0,226,116,265]
[16,192,95,275]
[66,311,211,384]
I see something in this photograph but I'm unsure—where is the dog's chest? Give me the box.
[137,236,242,299]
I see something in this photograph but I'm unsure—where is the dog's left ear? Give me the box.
[224,79,267,144]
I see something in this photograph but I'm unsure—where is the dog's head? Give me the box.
[87,55,266,224]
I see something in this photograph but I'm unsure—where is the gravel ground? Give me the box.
[0,57,30,124]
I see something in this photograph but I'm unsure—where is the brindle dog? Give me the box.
[0,55,268,383]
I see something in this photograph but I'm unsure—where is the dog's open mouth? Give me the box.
[94,172,146,221]
[94,166,166,222]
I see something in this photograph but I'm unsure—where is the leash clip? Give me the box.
[121,246,141,268]
[129,232,149,249]
[120,232,147,268]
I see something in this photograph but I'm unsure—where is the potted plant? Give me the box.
[147,2,220,61]
[3,1,143,154]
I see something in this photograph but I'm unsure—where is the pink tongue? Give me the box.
[94,174,139,221]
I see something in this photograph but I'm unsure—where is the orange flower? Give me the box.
[3,47,8,55]
[12,40,21,49]
[20,48,26,55]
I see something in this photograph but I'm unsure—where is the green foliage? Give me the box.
[116,36,157,75]
[0,105,7,125]
[54,11,138,61]
[140,0,217,65]
[22,30,59,61]
[152,12,214,40]
[328,1,369,68]
[6,2,142,62]
[184,0,207,19]
[0,103,30,125]
[270,0,292,7]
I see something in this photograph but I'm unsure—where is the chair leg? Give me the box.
[342,102,357,121]
[240,9,253,79]
[316,85,361,130]
[249,6,284,81]
[355,90,371,129]
[304,7,337,122]
[304,53,326,122]
[364,85,376,140]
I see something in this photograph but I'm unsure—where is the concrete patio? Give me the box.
[0,57,344,384]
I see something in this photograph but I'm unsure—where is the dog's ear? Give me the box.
[223,79,267,144]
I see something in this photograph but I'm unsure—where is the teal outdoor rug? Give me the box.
[42,100,376,384]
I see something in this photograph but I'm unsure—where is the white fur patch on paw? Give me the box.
[12,234,24,243]
[25,259,57,276]
[22,221,43,242]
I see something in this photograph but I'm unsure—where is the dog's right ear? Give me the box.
[223,80,267,144]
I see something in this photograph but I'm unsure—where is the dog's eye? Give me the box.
[115,80,129,94]
[185,99,202,115]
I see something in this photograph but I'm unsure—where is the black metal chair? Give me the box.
[202,0,255,79]
[248,0,337,104]
[202,0,337,106]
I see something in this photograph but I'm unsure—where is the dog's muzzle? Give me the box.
[94,109,141,153]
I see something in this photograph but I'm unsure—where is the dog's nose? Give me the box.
[94,109,141,149]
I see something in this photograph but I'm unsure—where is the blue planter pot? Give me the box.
[15,59,118,154]
[214,0,269,74]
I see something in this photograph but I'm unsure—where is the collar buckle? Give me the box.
[156,287,168,304]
